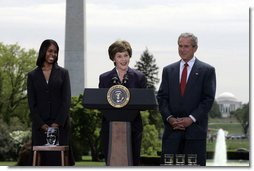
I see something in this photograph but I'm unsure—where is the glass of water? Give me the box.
[45,127,59,146]
[164,154,174,165]
[175,154,185,165]
[187,154,197,165]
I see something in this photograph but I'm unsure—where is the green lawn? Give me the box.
[208,117,243,134]
[0,162,16,166]
[75,161,104,166]
[0,116,249,166]
[207,139,249,152]
[0,155,105,167]
[207,117,249,151]
[0,161,105,167]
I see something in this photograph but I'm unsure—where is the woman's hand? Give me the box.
[41,124,49,132]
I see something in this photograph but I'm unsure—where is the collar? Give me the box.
[115,67,129,76]
[180,56,196,68]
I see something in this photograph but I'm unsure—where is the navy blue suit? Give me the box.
[99,67,147,166]
[157,58,216,166]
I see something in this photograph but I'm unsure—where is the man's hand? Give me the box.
[168,117,185,130]
[168,116,193,130]
[176,117,193,128]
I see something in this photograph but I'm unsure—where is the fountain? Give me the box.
[213,129,227,166]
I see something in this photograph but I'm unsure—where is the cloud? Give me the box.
[0,0,249,103]
[0,2,65,54]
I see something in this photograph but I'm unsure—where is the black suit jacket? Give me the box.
[98,67,147,128]
[27,63,75,165]
[157,58,216,139]
[27,64,71,142]
[99,67,146,88]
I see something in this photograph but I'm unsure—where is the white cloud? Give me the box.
[0,0,249,103]
[0,2,66,57]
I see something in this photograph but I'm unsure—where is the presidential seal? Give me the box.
[107,85,130,108]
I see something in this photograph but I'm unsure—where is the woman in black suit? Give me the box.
[27,39,75,166]
[99,40,147,166]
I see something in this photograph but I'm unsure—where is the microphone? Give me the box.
[112,76,120,85]
[122,73,128,85]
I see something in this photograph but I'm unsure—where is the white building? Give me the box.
[216,92,242,118]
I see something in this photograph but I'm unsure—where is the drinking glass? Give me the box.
[187,154,197,165]
[175,154,185,165]
[164,154,174,165]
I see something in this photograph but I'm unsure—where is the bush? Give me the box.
[0,119,16,161]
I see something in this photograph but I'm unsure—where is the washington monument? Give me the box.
[64,0,86,96]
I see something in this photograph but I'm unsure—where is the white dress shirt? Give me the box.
[167,57,197,123]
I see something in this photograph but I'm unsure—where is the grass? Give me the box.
[75,161,105,166]
[0,116,249,166]
[207,117,249,151]
[0,160,105,167]
[207,139,249,152]
[0,156,105,166]
[0,162,16,166]
[208,117,243,132]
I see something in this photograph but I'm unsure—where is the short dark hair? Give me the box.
[108,40,132,61]
[36,39,59,67]
[178,32,198,47]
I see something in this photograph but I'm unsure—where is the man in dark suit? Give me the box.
[157,33,216,166]
[99,40,147,166]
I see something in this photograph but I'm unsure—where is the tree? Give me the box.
[208,101,221,118]
[0,72,3,114]
[134,48,159,90]
[135,48,163,151]
[0,119,19,161]
[0,43,36,124]
[232,103,249,136]
[141,111,161,156]
[70,95,103,161]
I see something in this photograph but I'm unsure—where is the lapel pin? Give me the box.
[195,72,199,75]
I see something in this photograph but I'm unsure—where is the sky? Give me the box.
[0,0,250,104]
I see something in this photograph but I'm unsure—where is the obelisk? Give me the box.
[65,0,85,96]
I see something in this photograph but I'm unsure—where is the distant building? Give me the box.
[216,92,242,118]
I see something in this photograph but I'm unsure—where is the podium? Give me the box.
[83,88,157,166]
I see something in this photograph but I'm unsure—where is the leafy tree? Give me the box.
[141,111,161,156]
[231,103,249,136]
[70,95,102,161]
[208,101,221,118]
[134,48,159,90]
[0,72,3,114]
[0,119,18,161]
[0,42,36,124]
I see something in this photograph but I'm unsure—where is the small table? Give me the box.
[32,145,69,166]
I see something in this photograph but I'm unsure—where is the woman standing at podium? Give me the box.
[27,39,75,166]
[99,40,147,166]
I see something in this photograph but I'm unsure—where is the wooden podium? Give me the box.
[83,88,157,166]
